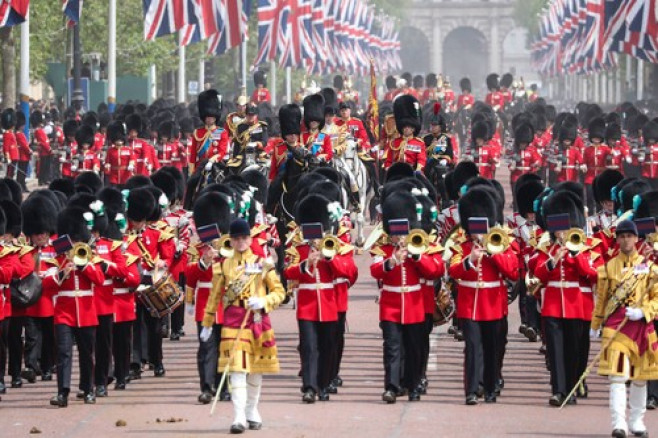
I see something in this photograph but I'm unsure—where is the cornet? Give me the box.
[317,236,341,259]
[481,226,510,255]
[563,228,586,253]
[406,229,430,255]
[70,242,92,268]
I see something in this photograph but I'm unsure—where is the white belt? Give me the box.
[459,280,503,289]
[298,283,334,291]
[57,290,93,298]
[197,281,212,288]
[382,284,421,293]
[333,278,349,285]
[580,286,592,294]
[547,281,580,288]
[102,279,113,286]
[113,288,130,295]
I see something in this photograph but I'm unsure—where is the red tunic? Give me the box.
[113,239,141,323]
[300,130,334,162]
[555,146,584,182]
[640,143,658,179]
[509,145,542,184]
[60,141,78,178]
[334,117,371,152]
[583,143,612,184]
[93,238,128,316]
[34,128,52,157]
[190,126,229,173]
[23,244,58,318]
[185,245,223,324]
[251,88,271,104]
[2,131,18,162]
[485,91,504,111]
[384,137,427,171]
[457,94,475,109]
[16,131,31,162]
[106,145,136,185]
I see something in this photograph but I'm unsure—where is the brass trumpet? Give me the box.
[563,228,586,253]
[407,229,430,255]
[318,236,341,259]
[482,226,510,255]
[214,235,234,259]
[70,242,92,268]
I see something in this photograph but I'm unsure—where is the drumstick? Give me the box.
[210,307,252,416]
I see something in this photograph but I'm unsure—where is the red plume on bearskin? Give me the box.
[433,102,441,116]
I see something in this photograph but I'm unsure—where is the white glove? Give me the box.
[439,159,448,166]
[589,328,600,339]
[71,166,78,172]
[626,156,633,164]
[579,164,587,173]
[626,307,644,321]
[127,164,134,172]
[247,296,266,311]
[186,303,194,316]
[200,326,212,342]
[204,161,213,171]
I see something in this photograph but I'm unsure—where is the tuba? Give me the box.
[70,242,92,268]
[482,226,510,255]
[407,229,430,255]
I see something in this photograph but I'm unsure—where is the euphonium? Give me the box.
[407,229,430,255]
[214,235,234,258]
[319,236,341,258]
[70,242,92,267]
[564,228,586,253]
[482,226,509,255]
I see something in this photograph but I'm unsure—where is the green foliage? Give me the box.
[513,0,549,36]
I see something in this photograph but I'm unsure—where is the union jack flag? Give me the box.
[0,0,29,28]
[253,0,287,65]
[207,0,249,56]
[62,0,83,28]
[143,0,190,41]
[278,0,313,68]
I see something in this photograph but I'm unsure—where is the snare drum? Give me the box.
[138,273,183,317]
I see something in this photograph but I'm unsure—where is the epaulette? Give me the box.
[259,120,269,127]
[111,240,123,251]
[427,243,444,254]
[338,243,354,255]
[369,245,386,257]
[536,233,553,254]
[19,245,34,256]
[158,231,174,242]
[251,224,268,236]
[287,220,297,230]
[337,225,350,237]
[588,237,602,249]
[125,234,137,245]
[285,246,300,265]
[125,253,140,266]
[0,246,15,258]
[42,257,59,266]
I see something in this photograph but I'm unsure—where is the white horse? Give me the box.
[333,137,373,247]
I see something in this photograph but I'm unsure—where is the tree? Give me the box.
[513,0,549,37]
[0,27,16,108]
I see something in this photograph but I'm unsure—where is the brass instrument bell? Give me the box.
[319,236,341,259]
[564,228,586,253]
[214,235,234,259]
[407,229,430,255]
[71,242,92,268]
[482,226,510,255]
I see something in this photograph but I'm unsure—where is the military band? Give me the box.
[3,70,658,438]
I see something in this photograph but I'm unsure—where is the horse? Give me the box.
[333,137,373,247]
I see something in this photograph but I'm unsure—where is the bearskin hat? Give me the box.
[425,73,438,88]
[125,113,143,134]
[193,192,233,234]
[279,104,302,137]
[198,89,222,121]
[320,87,338,115]
[241,169,268,205]
[471,120,489,142]
[67,193,108,234]
[333,75,344,90]
[296,194,333,233]
[0,206,7,236]
[30,189,64,211]
[2,178,20,206]
[82,112,98,130]
[605,123,622,142]
[382,191,421,234]
[594,169,624,205]
[29,110,44,128]
[458,187,498,234]
[412,75,424,89]
[303,94,325,131]
[98,186,125,216]
[588,117,606,141]
[309,180,342,205]
[393,94,422,136]
[0,200,21,237]
[107,121,126,144]
[617,179,651,215]
[179,117,195,135]
[125,175,152,190]
[542,190,585,229]
[634,191,658,223]
[49,178,75,199]
[516,172,543,190]
[554,181,585,203]
[643,121,658,143]
[22,195,58,236]
[98,111,112,129]
[515,179,545,218]
[0,109,16,130]
[158,166,185,203]
[150,170,177,206]
[415,194,437,234]
[126,188,156,222]
[452,161,479,195]
[296,173,330,201]
[253,70,267,87]
[0,180,11,203]
[75,171,103,194]
[486,73,499,91]
[157,120,177,140]
[500,73,513,89]
[75,125,95,148]
[514,123,534,145]
[559,122,577,143]
[63,119,79,138]
[459,77,472,93]
[56,207,91,243]
[145,186,167,222]
[312,167,341,186]
[385,75,397,91]
[385,162,415,183]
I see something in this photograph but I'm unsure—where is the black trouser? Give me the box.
[576,318,590,385]
[8,315,26,379]
[171,275,186,334]
[0,318,8,382]
[331,312,347,381]
[518,281,528,325]
[17,160,28,191]
[497,316,508,380]
[144,308,163,366]
[649,178,658,190]
[525,295,541,331]
[94,314,113,387]
[112,321,132,385]
[6,162,15,179]
[544,317,582,396]
[298,320,337,393]
[585,184,595,214]
[421,314,434,380]
[463,319,502,395]
[650,321,658,400]
[38,155,52,185]
[380,320,425,393]
[55,324,95,396]
[24,316,55,374]
[131,304,149,367]
[196,322,222,393]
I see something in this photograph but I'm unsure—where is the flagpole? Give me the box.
[241,40,247,92]
[271,60,277,106]
[108,0,117,113]
[636,59,644,101]
[286,66,291,103]
[178,32,186,103]
[19,10,30,139]
[199,59,205,91]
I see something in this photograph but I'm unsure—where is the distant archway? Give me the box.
[399,26,430,73]
[442,27,488,94]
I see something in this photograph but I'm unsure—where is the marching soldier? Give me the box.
[554,121,584,183]
[449,187,518,404]
[383,75,399,102]
[269,104,302,182]
[590,169,624,257]
[251,70,271,104]
[229,103,269,171]
[154,121,180,170]
[605,123,630,173]
[285,194,357,403]
[384,95,426,172]
[639,120,658,189]
[201,218,286,433]
[457,78,474,110]
[74,125,101,175]
[1,109,18,180]
[466,121,497,179]
[442,79,456,113]
[301,94,333,162]
[508,123,541,196]
[421,73,438,105]
[15,112,32,193]
[591,219,658,438]
[127,114,158,177]
[583,117,612,212]
[499,73,514,109]
[105,121,136,187]
[32,110,53,185]
[371,191,444,403]
[191,89,230,175]
[43,207,106,407]
[485,74,503,112]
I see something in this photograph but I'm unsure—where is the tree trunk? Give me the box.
[0,26,16,109]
